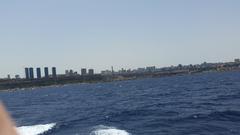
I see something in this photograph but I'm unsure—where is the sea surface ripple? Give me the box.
[1,71,240,135]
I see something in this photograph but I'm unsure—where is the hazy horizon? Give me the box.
[1,0,240,78]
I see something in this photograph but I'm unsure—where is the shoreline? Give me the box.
[0,75,135,92]
[1,69,239,92]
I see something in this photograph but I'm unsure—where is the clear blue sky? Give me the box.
[0,0,240,78]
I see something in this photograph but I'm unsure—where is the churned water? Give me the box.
[1,71,240,135]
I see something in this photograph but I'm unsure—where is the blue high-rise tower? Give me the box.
[52,67,57,78]
[25,68,30,79]
[36,68,41,79]
[44,67,49,78]
[29,67,34,79]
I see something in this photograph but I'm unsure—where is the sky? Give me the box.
[0,0,240,78]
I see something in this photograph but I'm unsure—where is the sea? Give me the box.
[1,71,240,135]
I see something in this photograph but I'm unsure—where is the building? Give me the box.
[29,67,34,79]
[111,66,114,73]
[7,74,11,79]
[69,69,74,75]
[146,66,156,72]
[81,68,87,75]
[88,69,94,75]
[65,70,69,75]
[15,75,20,79]
[74,71,78,75]
[52,67,57,78]
[36,68,41,79]
[120,68,127,74]
[101,70,112,75]
[25,68,30,79]
[44,67,49,78]
[136,68,145,73]
[234,59,240,63]
[65,69,77,76]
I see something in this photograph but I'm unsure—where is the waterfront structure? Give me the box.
[234,59,240,63]
[101,70,112,75]
[25,68,30,79]
[146,66,156,72]
[65,69,77,76]
[29,67,34,79]
[44,67,49,78]
[88,69,94,75]
[65,70,70,76]
[52,67,57,78]
[111,66,114,74]
[136,68,145,73]
[120,68,127,73]
[81,68,87,75]
[69,69,74,75]
[36,68,41,79]
[7,74,11,79]
[65,70,69,76]
[74,72,78,75]
[15,75,20,79]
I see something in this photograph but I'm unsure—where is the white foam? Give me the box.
[17,123,56,135]
[90,125,131,135]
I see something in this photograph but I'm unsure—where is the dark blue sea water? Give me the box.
[1,71,240,135]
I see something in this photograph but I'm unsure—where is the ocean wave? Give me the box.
[172,110,240,123]
[17,123,56,135]
[206,110,240,122]
[90,125,131,135]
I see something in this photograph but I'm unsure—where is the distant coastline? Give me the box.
[0,60,240,91]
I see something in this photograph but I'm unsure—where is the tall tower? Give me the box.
[36,68,41,79]
[44,67,49,78]
[29,67,34,79]
[111,66,114,75]
[52,67,57,78]
[25,68,30,79]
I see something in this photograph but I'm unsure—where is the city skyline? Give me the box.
[1,0,240,77]
[2,58,240,79]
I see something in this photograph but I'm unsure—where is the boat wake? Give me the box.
[17,123,56,135]
[16,123,130,135]
[90,125,131,135]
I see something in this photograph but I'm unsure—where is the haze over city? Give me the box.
[0,0,240,77]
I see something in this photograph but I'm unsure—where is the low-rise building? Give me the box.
[146,66,156,72]
[234,59,240,63]
[101,70,112,75]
